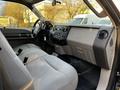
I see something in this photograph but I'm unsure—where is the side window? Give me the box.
[0,1,38,29]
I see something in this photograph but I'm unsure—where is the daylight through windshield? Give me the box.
[0,0,112,28]
[34,0,112,26]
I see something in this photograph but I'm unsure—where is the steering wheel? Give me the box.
[32,19,53,37]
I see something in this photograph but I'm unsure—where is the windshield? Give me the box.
[34,0,112,26]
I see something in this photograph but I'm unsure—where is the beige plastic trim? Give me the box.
[97,69,111,90]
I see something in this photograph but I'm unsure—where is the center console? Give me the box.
[50,25,70,45]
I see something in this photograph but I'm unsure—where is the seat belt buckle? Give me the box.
[23,57,28,65]
[16,49,23,56]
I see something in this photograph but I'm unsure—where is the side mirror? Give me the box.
[83,0,107,17]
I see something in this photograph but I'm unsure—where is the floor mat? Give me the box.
[77,67,100,90]
[58,55,101,90]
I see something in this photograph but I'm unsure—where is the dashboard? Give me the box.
[32,22,116,70]
[51,25,116,70]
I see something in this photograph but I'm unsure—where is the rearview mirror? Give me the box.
[52,0,61,6]
[83,0,107,17]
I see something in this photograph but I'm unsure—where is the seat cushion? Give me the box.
[14,44,78,90]
[26,55,78,90]
[14,44,46,62]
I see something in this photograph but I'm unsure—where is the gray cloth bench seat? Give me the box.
[0,29,78,90]
[14,44,78,90]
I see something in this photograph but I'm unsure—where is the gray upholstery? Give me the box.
[14,44,78,90]
[0,29,78,90]
[14,44,46,62]
[0,31,34,90]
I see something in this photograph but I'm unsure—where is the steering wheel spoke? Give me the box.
[32,19,53,40]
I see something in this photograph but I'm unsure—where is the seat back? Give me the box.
[0,30,34,90]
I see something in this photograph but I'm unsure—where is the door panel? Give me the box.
[1,28,34,48]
